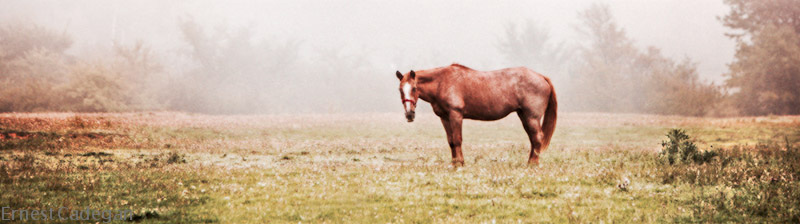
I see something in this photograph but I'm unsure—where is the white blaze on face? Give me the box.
[402,83,412,112]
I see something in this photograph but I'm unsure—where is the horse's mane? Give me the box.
[450,63,473,70]
[417,63,473,82]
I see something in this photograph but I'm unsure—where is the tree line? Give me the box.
[0,19,395,114]
[1,0,798,116]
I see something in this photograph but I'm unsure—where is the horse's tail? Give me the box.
[541,76,557,150]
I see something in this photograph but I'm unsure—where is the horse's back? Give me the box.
[449,66,551,120]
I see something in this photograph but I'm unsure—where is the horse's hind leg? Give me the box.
[518,111,544,165]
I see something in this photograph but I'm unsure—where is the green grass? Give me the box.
[1,112,798,223]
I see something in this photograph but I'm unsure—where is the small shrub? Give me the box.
[659,129,717,165]
[167,151,186,164]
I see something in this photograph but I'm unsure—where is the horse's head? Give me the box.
[396,70,418,122]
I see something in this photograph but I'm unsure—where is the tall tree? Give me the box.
[572,4,640,112]
[722,0,800,115]
[173,19,300,114]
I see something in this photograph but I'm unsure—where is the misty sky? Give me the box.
[1,0,734,83]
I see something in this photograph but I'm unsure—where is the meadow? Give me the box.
[1,112,798,223]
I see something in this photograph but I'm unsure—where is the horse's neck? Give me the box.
[417,81,436,103]
[417,67,451,103]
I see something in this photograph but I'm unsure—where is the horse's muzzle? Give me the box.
[405,111,415,122]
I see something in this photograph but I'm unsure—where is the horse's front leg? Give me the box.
[447,112,464,166]
[439,117,456,163]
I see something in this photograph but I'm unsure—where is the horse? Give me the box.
[395,63,557,166]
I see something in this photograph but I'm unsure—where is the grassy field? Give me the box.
[1,112,799,223]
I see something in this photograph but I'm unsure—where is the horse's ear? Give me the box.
[409,70,416,79]
[396,71,403,80]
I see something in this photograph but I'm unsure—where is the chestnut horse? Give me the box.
[396,64,557,166]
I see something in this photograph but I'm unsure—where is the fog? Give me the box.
[0,0,736,114]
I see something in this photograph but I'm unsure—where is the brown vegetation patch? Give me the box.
[0,131,33,140]
[0,128,132,152]
[0,129,120,141]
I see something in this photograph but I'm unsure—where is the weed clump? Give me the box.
[659,129,717,165]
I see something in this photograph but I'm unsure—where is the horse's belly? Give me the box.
[463,103,516,121]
